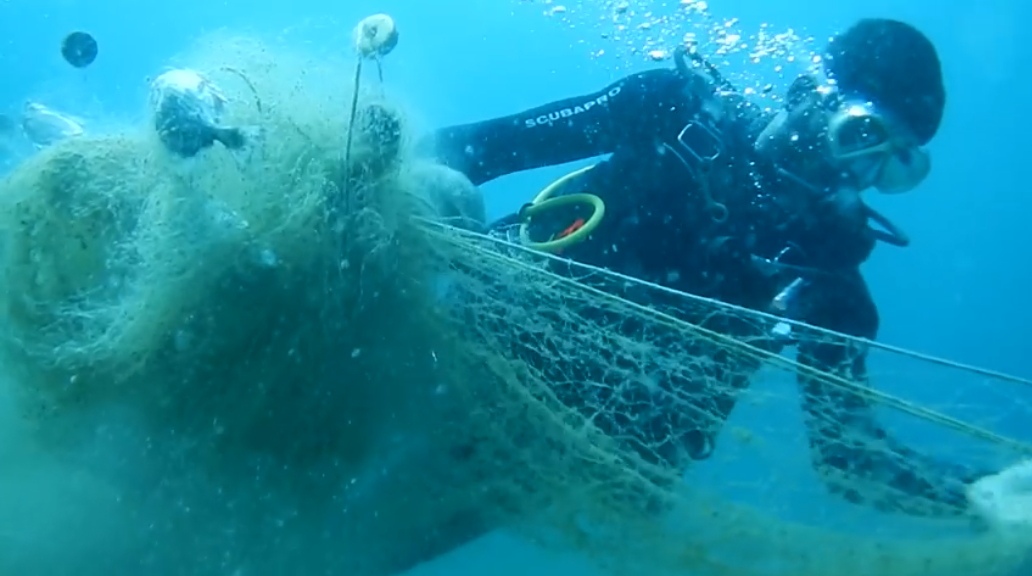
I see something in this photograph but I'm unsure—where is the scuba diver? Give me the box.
[418,17,1032,532]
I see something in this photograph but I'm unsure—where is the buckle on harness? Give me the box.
[675,120,724,172]
[668,119,729,223]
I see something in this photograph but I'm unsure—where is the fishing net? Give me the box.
[0,36,434,461]
[0,21,1029,576]
[0,30,487,576]
[411,222,1032,576]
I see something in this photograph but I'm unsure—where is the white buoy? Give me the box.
[353,14,399,59]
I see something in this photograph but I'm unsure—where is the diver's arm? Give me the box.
[796,269,986,518]
[418,69,690,186]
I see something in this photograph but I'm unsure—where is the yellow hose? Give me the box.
[518,164,606,253]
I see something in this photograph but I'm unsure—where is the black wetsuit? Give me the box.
[421,66,985,519]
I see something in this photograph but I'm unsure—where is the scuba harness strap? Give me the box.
[663,45,737,225]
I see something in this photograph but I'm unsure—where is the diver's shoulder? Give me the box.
[617,67,684,91]
[602,68,688,109]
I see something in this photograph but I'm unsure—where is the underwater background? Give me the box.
[0,0,1030,574]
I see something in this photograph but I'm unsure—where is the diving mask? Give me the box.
[827,101,930,194]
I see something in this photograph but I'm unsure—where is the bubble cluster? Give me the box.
[521,0,824,102]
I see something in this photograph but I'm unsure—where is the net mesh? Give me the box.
[414,222,1032,576]
[0,33,473,575]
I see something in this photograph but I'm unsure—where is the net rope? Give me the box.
[423,219,1032,453]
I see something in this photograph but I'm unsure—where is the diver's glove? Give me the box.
[967,459,1032,535]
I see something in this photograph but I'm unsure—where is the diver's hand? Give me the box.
[967,459,1032,535]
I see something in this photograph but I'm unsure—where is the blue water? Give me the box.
[1,0,1030,574]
